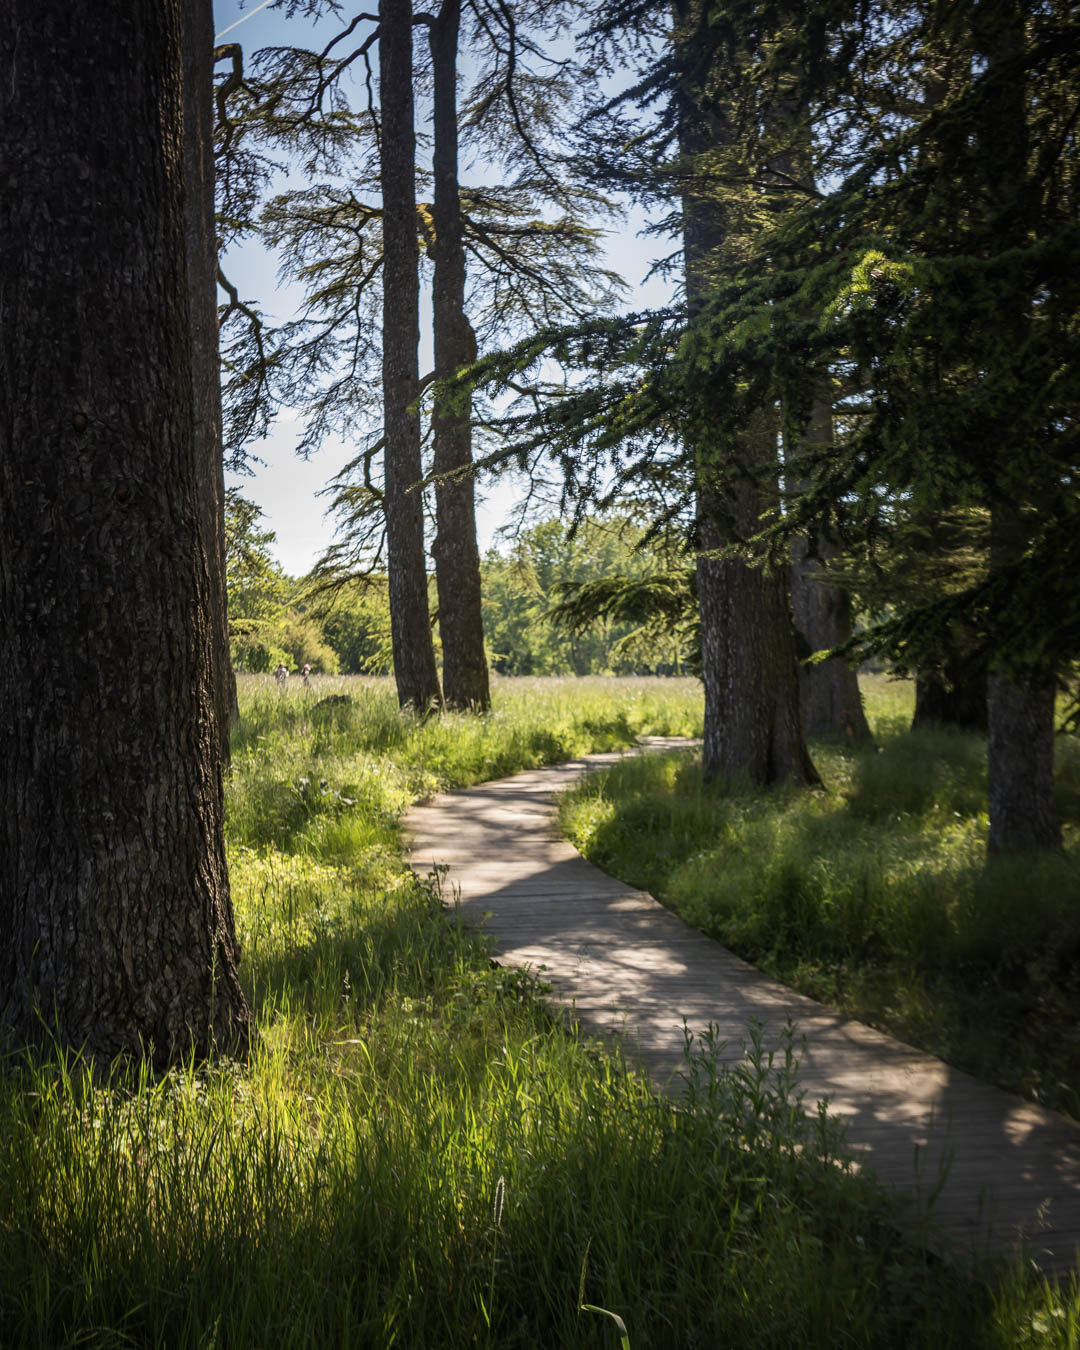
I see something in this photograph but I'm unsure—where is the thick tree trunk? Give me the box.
[0,1,250,1060]
[183,0,236,760]
[986,499,1060,852]
[379,0,443,712]
[987,669,1060,853]
[429,0,491,711]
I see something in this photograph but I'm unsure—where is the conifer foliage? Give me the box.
[466,0,1078,852]
[214,0,620,711]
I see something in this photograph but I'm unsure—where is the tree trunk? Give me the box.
[912,650,987,731]
[791,534,872,743]
[986,494,1060,852]
[987,670,1060,853]
[789,405,872,744]
[379,0,443,712]
[676,0,818,788]
[429,0,491,712]
[183,0,236,760]
[697,433,821,787]
[977,0,1060,854]
[0,0,250,1061]
[788,396,874,750]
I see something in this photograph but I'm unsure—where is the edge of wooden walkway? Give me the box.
[405,738,1080,1277]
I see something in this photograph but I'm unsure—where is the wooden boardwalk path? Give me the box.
[405,739,1080,1276]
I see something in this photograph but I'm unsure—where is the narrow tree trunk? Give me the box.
[789,405,872,744]
[428,0,491,711]
[183,0,236,760]
[379,0,443,712]
[0,0,250,1060]
[791,534,872,743]
[697,430,821,787]
[788,396,874,750]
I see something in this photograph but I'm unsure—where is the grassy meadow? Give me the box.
[1,674,1078,1347]
[561,674,1080,1120]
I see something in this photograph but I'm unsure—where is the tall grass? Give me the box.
[561,674,1080,1119]
[0,676,1077,1347]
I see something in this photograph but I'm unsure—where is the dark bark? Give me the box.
[676,1,819,788]
[977,0,1061,854]
[987,672,1060,854]
[428,0,490,711]
[986,499,1060,852]
[183,0,236,760]
[789,406,872,744]
[912,651,988,732]
[697,436,821,787]
[379,0,443,712]
[791,536,872,743]
[0,0,250,1060]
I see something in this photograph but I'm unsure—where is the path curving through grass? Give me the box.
[406,736,1080,1277]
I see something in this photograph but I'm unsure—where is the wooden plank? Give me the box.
[405,742,1080,1276]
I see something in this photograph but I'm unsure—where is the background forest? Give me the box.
[227,493,694,676]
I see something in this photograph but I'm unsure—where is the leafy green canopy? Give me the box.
[482,514,695,675]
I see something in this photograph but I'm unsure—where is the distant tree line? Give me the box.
[226,492,693,677]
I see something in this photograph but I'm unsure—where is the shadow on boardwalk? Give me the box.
[406,743,1080,1276]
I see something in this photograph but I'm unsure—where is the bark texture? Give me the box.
[788,398,870,743]
[676,0,818,788]
[791,531,872,743]
[697,454,821,787]
[986,500,1060,852]
[379,0,443,712]
[0,1,250,1059]
[987,673,1060,853]
[183,0,236,760]
[429,0,491,711]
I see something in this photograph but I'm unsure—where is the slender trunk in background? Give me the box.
[987,501,1059,852]
[183,0,237,759]
[977,0,1060,853]
[379,0,443,712]
[771,118,869,747]
[912,651,987,731]
[901,61,986,736]
[696,420,821,786]
[429,0,491,710]
[0,0,250,1059]
[676,0,818,788]
[789,404,872,743]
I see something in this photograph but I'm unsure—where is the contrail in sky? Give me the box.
[215,0,276,42]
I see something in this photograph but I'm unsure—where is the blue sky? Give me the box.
[213,0,675,575]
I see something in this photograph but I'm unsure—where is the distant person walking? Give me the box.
[301,663,311,687]
[274,662,289,688]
